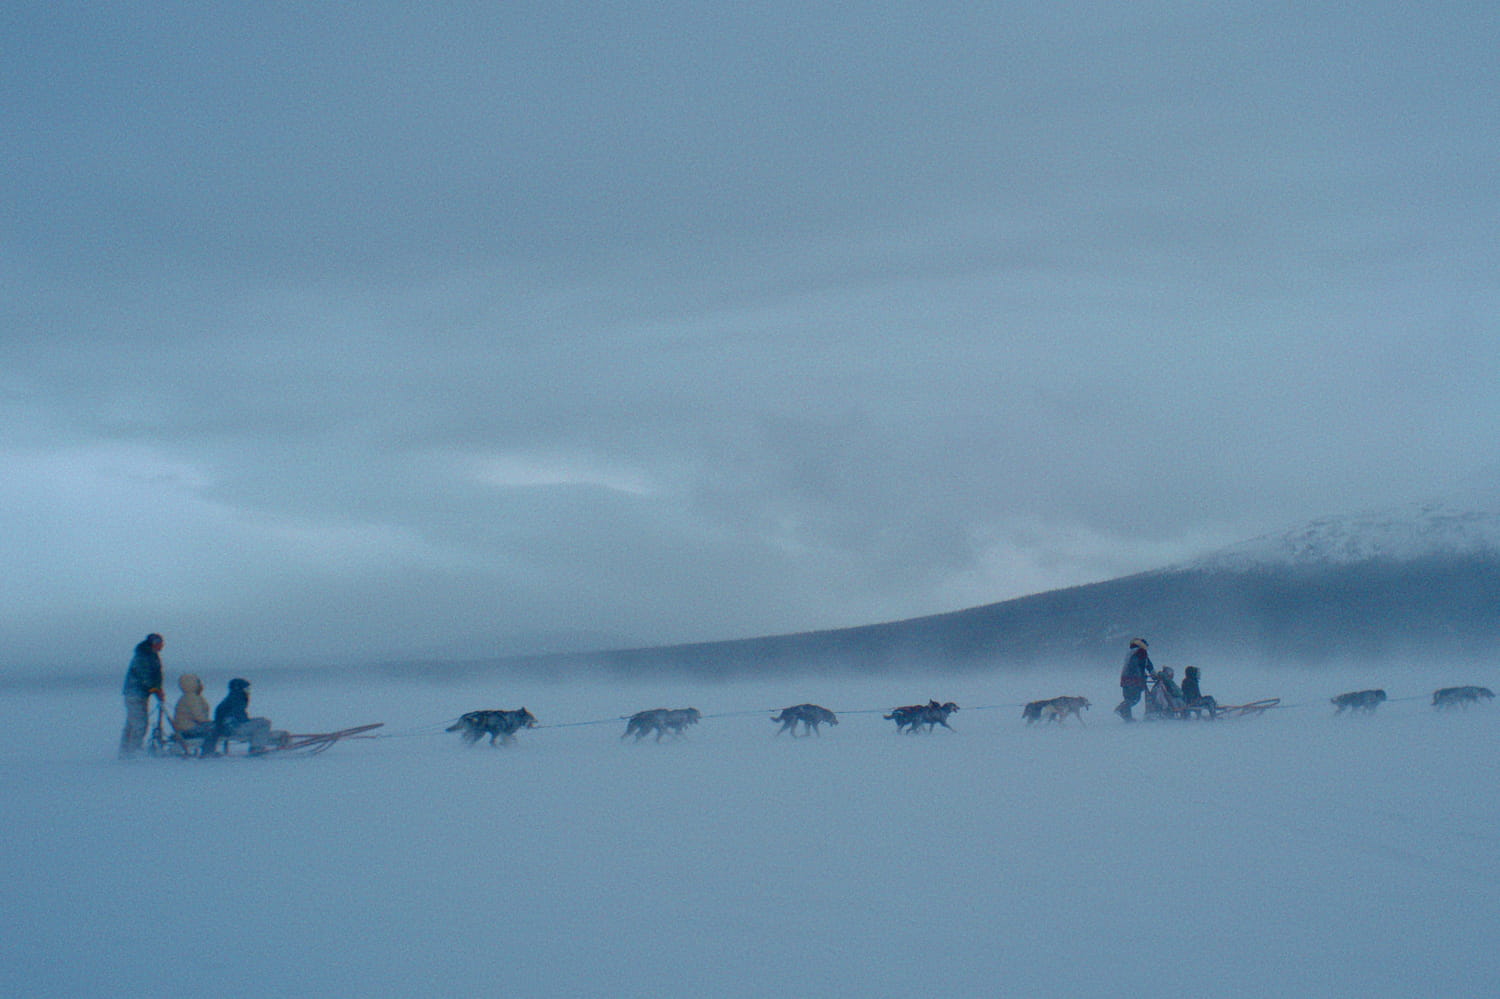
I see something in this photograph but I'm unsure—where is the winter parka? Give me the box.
[172,674,213,732]
[214,681,252,730]
[122,636,164,698]
[1120,646,1154,689]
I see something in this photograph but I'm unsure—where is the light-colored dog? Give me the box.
[1023,696,1091,725]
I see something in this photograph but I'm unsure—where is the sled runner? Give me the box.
[276,723,384,754]
[1209,698,1280,719]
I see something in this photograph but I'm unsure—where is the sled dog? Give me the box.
[771,703,838,736]
[1022,696,1091,725]
[447,708,538,746]
[1432,686,1495,709]
[884,700,959,734]
[622,707,702,741]
[1330,689,1386,714]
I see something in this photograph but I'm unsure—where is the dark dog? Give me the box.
[447,708,538,746]
[1331,689,1387,714]
[1022,696,1091,725]
[622,707,702,742]
[771,703,838,736]
[1432,686,1495,709]
[884,700,959,734]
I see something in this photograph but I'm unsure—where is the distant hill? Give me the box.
[408,497,1500,679]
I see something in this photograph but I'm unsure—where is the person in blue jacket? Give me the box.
[119,633,165,758]
[204,678,280,756]
[1114,638,1155,722]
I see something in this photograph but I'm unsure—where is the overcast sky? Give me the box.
[4,3,1498,672]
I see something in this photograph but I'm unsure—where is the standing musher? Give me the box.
[1115,637,1155,722]
[119,633,165,757]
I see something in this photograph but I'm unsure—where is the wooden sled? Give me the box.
[1143,677,1280,721]
[1212,698,1280,719]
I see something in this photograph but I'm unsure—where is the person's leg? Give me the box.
[243,718,273,753]
[119,695,148,757]
[179,723,214,755]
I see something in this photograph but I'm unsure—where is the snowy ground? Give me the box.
[3,665,1498,998]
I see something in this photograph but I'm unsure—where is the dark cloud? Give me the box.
[4,3,1499,670]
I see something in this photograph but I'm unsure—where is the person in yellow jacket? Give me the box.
[171,674,215,750]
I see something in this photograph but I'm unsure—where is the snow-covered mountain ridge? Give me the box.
[1187,498,1500,571]
[387,481,1500,678]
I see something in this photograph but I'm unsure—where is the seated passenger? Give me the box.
[1146,666,1187,717]
[205,678,285,756]
[171,673,215,750]
[1181,666,1218,717]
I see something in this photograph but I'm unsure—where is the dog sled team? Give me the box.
[436,630,1493,746]
[118,632,1496,758]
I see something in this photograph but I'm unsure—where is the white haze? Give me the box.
[4,666,1498,997]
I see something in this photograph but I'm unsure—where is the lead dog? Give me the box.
[885,700,959,734]
[771,703,838,736]
[447,708,538,746]
[1022,696,1091,725]
[622,707,702,742]
[1331,689,1386,714]
[1432,686,1495,709]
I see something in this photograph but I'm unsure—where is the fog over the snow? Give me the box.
[5,669,1499,997]
[4,5,1499,672]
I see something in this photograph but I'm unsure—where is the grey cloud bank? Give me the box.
[3,4,1498,672]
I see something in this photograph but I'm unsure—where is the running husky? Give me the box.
[621,707,702,742]
[1022,696,1091,725]
[1331,689,1386,714]
[885,700,959,734]
[447,708,538,746]
[771,703,838,736]
[1432,686,1495,709]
